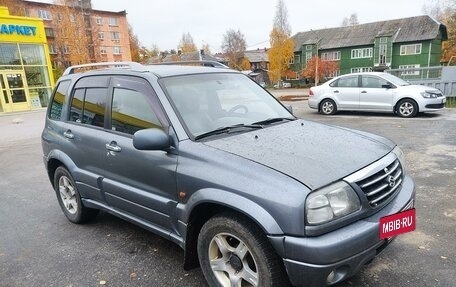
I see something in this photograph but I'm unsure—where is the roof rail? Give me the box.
[151,60,229,69]
[62,61,144,76]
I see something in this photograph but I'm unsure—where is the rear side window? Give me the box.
[49,80,71,120]
[111,87,162,135]
[69,87,108,127]
[333,76,359,88]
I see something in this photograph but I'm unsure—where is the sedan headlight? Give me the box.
[306,181,360,225]
[421,91,439,98]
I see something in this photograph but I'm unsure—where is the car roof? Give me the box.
[339,72,387,77]
[59,62,238,81]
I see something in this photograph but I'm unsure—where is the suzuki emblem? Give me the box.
[387,175,396,187]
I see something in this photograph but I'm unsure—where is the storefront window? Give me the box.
[24,66,51,87]
[0,44,21,66]
[19,44,46,65]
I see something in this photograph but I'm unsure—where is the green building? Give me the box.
[290,15,448,82]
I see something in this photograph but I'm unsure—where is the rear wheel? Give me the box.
[396,99,418,117]
[320,99,337,115]
[54,166,99,223]
[197,213,289,287]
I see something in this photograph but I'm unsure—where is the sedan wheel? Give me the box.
[397,99,418,117]
[320,99,337,115]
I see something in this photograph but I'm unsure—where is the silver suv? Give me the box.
[42,62,415,287]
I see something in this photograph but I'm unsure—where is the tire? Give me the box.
[197,213,289,287]
[53,166,99,223]
[320,99,337,115]
[396,99,418,118]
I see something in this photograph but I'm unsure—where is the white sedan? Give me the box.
[308,72,446,117]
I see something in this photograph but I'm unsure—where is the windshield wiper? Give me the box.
[194,124,263,140]
[251,117,295,126]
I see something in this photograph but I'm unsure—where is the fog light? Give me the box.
[326,270,336,284]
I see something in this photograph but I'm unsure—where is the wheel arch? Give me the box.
[179,189,284,270]
[394,97,419,113]
[45,150,77,188]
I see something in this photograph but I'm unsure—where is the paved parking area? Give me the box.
[0,105,455,286]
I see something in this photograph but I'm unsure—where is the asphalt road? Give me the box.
[0,105,455,287]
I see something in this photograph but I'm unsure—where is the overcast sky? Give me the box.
[88,0,431,53]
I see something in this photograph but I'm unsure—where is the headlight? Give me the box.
[306,181,360,225]
[421,91,439,98]
[392,146,406,172]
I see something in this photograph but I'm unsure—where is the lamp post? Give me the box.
[310,29,320,86]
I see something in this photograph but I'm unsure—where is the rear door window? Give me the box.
[333,76,359,88]
[69,87,108,127]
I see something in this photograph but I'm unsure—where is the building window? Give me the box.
[321,51,340,61]
[44,28,54,38]
[62,45,69,54]
[351,67,372,73]
[113,46,121,54]
[100,47,107,54]
[380,37,388,43]
[351,48,373,59]
[108,17,118,26]
[294,55,301,64]
[306,45,312,50]
[98,32,104,40]
[38,10,52,20]
[95,17,103,25]
[400,44,422,55]
[326,70,340,78]
[399,64,420,75]
[110,32,120,40]
[70,14,76,22]
[48,45,57,54]
[306,51,312,63]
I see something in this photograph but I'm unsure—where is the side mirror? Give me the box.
[133,128,170,151]
[382,83,393,89]
[285,104,293,115]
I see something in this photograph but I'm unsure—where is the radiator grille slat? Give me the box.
[356,159,403,207]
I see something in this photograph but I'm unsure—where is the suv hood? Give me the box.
[204,120,395,190]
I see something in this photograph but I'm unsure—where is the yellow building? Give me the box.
[0,6,54,113]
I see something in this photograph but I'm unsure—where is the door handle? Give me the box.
[361,90,367,93]
[63,130,74,139]
[333,90,339,93]
[105,142,121,152]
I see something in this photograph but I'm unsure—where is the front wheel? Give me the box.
[396,99,418,117]
[53,166,99,223]
[197,213,289,287]
[320,99,337,115]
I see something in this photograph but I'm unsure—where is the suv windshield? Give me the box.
[160,73,293,138]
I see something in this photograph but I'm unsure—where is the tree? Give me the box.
[0,0,26,15]
[129,24,141,62]
[178,32,197,53]
[221,29,247,70]
[341,13,359,26]
[423,0,456,64]
[268,0,294,84]
[50,1,90,68]
[301,57,339,83]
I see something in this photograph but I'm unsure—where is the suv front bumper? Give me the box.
[269,175,415,287]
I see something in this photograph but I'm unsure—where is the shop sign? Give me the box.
[0,24,37,36]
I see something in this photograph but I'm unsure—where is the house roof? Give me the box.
[292,15,448,52]
[244,49,269,63]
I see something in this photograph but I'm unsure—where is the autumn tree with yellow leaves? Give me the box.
[178,32,197,53]
[221,29,249,70]
[268,0,294,85]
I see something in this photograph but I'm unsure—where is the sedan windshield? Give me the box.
[160,73,294,139]
[380,73,411,86]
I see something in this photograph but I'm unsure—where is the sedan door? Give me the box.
[99,76,178,233]
[359,75,394,111]
[329,75,360,110]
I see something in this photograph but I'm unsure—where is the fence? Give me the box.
[386,66,456,97]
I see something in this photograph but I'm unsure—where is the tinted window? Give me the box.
[49,80,70,120]
[111,88,162,135]
[362,76,388,88]
[334,76,359,88]
[69,88,107,126]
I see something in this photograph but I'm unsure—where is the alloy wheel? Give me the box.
[58,175,78,215]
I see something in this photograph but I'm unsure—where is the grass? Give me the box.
[445,96,456,108]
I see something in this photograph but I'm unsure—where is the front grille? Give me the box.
[356,159,403,207]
